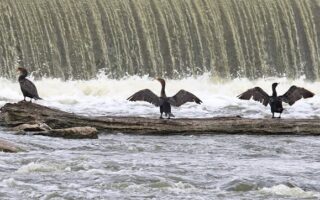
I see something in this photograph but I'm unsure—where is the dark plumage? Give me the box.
[238,83,314,118]
[127,78,202,119]
[17,67,42,102]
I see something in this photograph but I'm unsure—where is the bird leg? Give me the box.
[164,112,171,119]
[272,113,275,118]
[159,113,163,119]
[167,113,174,119]
[278,113,282,118]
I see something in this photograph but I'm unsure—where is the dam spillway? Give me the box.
[0,0,319,80]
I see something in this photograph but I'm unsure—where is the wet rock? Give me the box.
[0,139,23,153]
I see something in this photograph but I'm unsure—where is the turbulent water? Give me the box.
[0,129,320,199]
[0,0,320,79]
[1,74,320,119]
[0,75,320,199]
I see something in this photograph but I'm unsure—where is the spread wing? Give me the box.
[168,89,202,107]
[237,87,270,106]
[127,89,160,106]
[280,86,314,105]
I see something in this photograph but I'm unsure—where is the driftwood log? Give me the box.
[1,102,320,135]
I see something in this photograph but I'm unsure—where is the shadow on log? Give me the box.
[1,102,320,135]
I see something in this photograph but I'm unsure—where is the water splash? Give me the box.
[0,74,319,118]
[260,184,319,198]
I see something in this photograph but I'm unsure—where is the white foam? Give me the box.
[85,168,107,175]
[2,178,19,187]
[16,161,65,173]
[260,184,319,198]
[1,74,319,118]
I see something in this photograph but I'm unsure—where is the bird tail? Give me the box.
[36,97,43,100]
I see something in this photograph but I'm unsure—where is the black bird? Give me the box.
[237,83,314,118]
[17,67,42,102]
[127,78,202,119]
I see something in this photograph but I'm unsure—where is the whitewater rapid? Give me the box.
[0,131,320,199]
[1,74,319,119]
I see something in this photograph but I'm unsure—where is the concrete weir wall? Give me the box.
[0,0,319,80]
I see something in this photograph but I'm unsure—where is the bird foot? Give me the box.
[159,116,163,119]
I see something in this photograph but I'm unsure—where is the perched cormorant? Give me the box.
[127,78,202,119]
[17,67,42,102]
[237,83,314,118]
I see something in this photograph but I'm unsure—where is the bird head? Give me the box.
[17,67,28,76]
[272,82,279,88]
[155,77,166,86]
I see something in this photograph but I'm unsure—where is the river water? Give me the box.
[0,75,320,199]
[0,130,319,199]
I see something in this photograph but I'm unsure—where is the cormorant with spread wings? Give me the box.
[238,83,314,118]
[127,78,202,119]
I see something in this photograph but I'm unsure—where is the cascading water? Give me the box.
[0,0,319,80]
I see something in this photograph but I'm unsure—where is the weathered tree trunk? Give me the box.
[1,102,320,135]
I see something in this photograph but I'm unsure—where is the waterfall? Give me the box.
[0,0,319,80]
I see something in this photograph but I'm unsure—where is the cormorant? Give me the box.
[17,67,42,102]
[237,83,314,118]
[127,78,202,119]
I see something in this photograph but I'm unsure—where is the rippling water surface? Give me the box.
[0,129,319,199]
[0,75,320,199]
